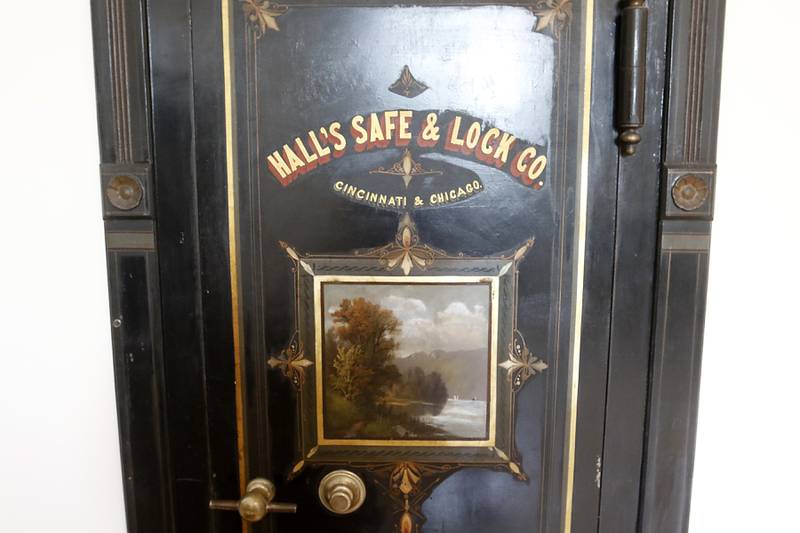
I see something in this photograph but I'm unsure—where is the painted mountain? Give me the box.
[394,348,488,401]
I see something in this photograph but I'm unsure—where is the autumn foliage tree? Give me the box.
[331,345,371,401]
[329,297,402,407]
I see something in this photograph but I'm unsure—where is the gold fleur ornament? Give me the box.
[369,149,442,188]
[533,0,573,37]
[499,330,549,390]
[366,214,446,275]
[241,0,287,37]
[388,65,429,99]
[267,332,313,387]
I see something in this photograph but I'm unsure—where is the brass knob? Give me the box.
[318,470,366,515]
[209,478,297,522]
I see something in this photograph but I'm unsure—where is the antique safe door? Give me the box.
[93,0,725,532]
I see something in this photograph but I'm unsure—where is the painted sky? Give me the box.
[323,283,490,358]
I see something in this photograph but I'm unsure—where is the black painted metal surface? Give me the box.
[90,1,726,532]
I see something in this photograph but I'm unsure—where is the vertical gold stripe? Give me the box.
[562,1,595,532]
[221,0,249,505]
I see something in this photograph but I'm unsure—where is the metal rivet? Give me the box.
[106,175,143,211]
[672,174,709,211]
[112,318,122,328]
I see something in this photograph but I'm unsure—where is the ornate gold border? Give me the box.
[312,275,499,448]
[221,2,595,532]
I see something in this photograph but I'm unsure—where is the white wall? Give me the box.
[688,2,800,531]
[0,2,127,532]
[0,2,797,533]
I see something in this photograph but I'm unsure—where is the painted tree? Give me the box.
[331,345,371,401]
[330,297,402,407]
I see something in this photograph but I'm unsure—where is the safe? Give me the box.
[91,1,725,532]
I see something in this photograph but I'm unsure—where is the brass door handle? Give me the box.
[209,478,297,522]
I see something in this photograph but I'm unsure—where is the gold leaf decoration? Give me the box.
[388,65,429,99]
[513,238,536,263]
[290,460,305,475]
[241,0,288,38]
[371,462,455,533]
[494,448,528,480]
[499,330,549,390]
[369,149,442,188]
[267,332,313,388]
[533,0,573,38]
[364,214,446,276]
[279,240,300,262]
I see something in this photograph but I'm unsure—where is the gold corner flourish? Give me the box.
[241,0,287,38]
[532,0,573,38]
[493,448,528,481]
[370,462,455,533]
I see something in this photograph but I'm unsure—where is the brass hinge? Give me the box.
[616,0,649,156]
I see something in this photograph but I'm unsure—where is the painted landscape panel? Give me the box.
[321,282,491,441]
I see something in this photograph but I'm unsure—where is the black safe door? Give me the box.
[93,0,725,532]
[227,3,598,532]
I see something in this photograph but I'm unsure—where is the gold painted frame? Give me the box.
[269,215,543,481]
[313,276,500,448]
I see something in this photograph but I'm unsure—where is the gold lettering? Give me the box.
[295,137,317,164]
[464,121,481,149]
[398,111,413,141]
[527,155,547,182]
[368,112,385,142]
[383,110,398,141]
[494,133,517,164]
[448,116,465,147]
[351,115,368,145]
[283,145,304,173]
[328,122,347,151]
[480,128,500,156]
[515,147,537,175]
[266,151,290,179]
[309,131,331,158]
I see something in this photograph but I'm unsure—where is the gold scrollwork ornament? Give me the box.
[267,332,313,387]
[499,330,549,391]
[533,0,573,38]
[362,214,447,276]
[241,0,287,38]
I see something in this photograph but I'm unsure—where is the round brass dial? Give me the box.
[318,470,366,515]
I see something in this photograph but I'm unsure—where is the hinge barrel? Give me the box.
[616,0,649,156]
